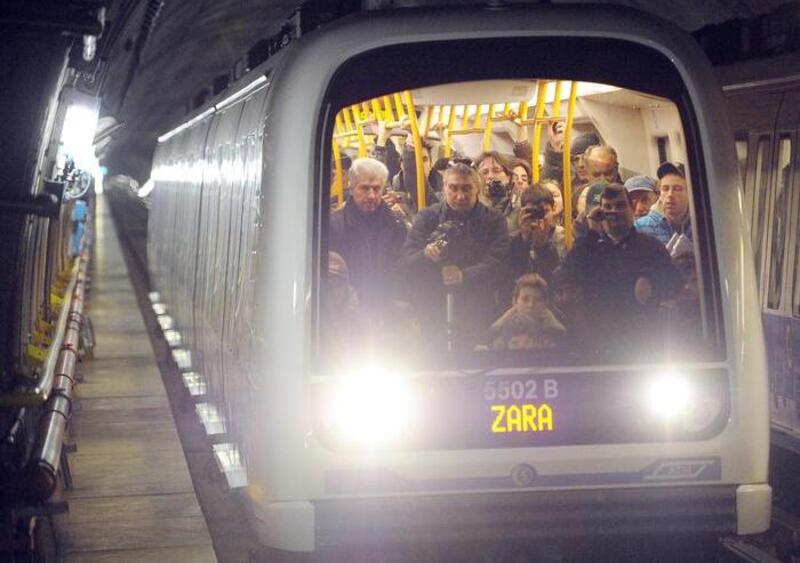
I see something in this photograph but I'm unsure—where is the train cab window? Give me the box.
[320,73,720,371]
[751,135,771,283]
[766,134,793,309]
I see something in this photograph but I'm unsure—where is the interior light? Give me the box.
[324,364,415,448]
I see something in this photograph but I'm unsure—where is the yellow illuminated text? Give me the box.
[491,403,554,433]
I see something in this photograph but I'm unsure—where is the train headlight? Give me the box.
[647,371,692,420]
[324,368,415,448]
[645,370,723,434]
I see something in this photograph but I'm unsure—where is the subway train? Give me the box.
[719,55,800,447]
[147,4,771,556]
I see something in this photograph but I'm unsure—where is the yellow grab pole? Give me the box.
[517,100,530,142]
[552,80,563,118]
[393,93,406,119]
[370,99,383,123]
[382,96,395,121]
[403,90,427,211]
[422,105,433,137]
[502,102,511,117]
[531,80,548,183]
[562,81,578,250]
[351,105,367,158]
[335,113,345,135]
[482,103,495,152]
[472,104,483,129]
[460,104,471,130]
[332,138,344,206]
[342,107,354,131]
[445,105,456,158]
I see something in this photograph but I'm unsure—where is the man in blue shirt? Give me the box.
[634,162,691,245]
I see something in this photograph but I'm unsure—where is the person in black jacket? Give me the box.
[401,161,510,351]
[329,157,407,314]
[560,183,682,356]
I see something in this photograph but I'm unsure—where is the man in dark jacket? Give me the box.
[329,157,407,313]
[560,183,682,357]
[401,161,510,351]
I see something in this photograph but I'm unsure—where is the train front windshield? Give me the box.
[320,78,721,372]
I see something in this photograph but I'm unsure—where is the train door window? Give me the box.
[734,135,748,195]
[766,134,793,310]
[751,135,771,283]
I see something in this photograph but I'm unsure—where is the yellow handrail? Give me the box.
[403,90,427,211]
[552,81,563,119]
[394,93,406,119]
[331,138,344,206]
[445,105,456,158]
[531,80,548,183]
[482,104,495,152]
[350,105,367,158]
[562,81,578,250]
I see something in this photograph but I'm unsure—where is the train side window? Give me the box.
[752,135,771,283]
[766,134,793,309]
[734,136,748,196]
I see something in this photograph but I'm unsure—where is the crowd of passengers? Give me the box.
[325,120,699,358]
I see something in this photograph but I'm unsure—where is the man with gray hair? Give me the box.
[329,157,407,312]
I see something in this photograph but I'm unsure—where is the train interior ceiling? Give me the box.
[333,80,687,180]
[324,77,710,367]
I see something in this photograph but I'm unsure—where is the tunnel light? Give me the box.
[181,371,206,398]
[157,314,175,331]
[171,348,192,370]
[164,329,182,348]
[197,402,226,436]
[61,104,100,170]
[212,443,247,489]
[324,364,416,448]
[152,302,167,315]
[148,292,161,303]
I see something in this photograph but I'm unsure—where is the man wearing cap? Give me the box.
[634,162,691,246]
[561,183,682,354]
[624,175,658,219]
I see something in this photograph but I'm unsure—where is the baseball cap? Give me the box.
[656,161,685,179]
[624,175,657,194]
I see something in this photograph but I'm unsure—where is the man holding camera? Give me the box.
[560,183,682,355]
[509,184,566,286]
[401,160,510,350]
[476,151,515,217]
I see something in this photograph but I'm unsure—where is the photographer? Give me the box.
[401,160,510,350]
[509,184,566,286]
[476,151,515,218]
[560,183,682,356]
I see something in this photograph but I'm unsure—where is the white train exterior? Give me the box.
[719,56,800,446]
[149,5,770,553]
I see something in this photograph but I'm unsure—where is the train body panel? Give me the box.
[149,4,771,553]
[720,53,800,447]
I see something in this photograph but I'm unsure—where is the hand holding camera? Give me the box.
[520,205,549,246]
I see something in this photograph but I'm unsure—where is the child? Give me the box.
[490,273,566,349]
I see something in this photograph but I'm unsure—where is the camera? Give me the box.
[523,205,547,221]
[487,179,507,199]
[427,220,465,261]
